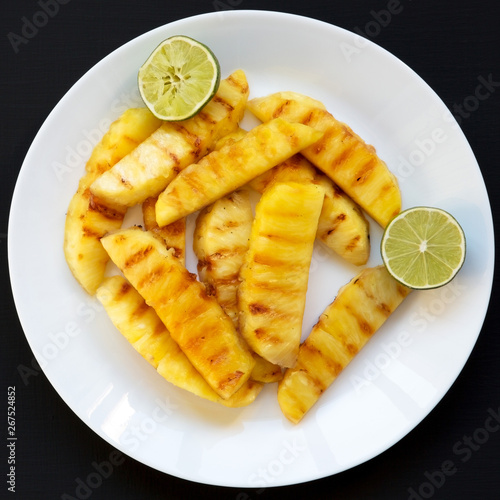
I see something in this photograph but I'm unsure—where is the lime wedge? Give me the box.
[138,35,221,121]
[381,206,466,289]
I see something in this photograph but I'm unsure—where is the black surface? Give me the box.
[2,1,499,499]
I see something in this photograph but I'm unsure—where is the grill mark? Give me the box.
[119,176,133,189]
[345,235,361,251]
[165,218,185,236]
[204,282,216,297]
[227,74,249,94]
[168,151,180,168]
[197,111,218,126]
[132,300,150,319]
[212,276,241,287]
[82,226,103,239]
[273,100,290,118]
[397,283,411,297]
[169,246,184,260]
[300,342,343,388]
[211,95,235,113]
[168,269,200,302]
[249,303,269,315]
[171,123,203,157]
[360,279,394,317]
[345,343,359,356]
[206,247,245,263]
[355,314,374,337]
[355,157,377,184]
[253,327,281,344]
[332,183,345,198]
[301,111,315,126]
[251,279,290,291]
[117,281,132,298]
[325,212,347,236]
[218,370,244,391]
[142,197,157,228]
[344,295,374,338]
[197,258,211,273]
[289,132,300,150]
[253,253,286,267]
[123,134,140,146]
[332,138,356,168]
[92,161,112,177]
[152,320,167,336]
[137,266,165,289]
[254,327,266,339]
[377,301,393,316]
[88,193,126,221]
[123,245,154,269]
[184,332,207,352]
[208,347,229,366]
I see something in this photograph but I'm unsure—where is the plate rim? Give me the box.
[7,9,495,488]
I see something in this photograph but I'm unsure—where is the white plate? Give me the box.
[8,10,494,487]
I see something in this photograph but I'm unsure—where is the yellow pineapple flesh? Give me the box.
[250,356,283,384]
[155,118,324,227]
[193,189,283,384]
[96,275,262,407]
[238,181,325,368]
[100,228,255,400]
[90,70,250,207]
[84,107,162,176]
[142,196,186,265]
[214,131,370,265]
[64,107,161,294]
[247,91,401,227]
[211,126,247,152]
[315,173,370,266]
[248,153,316,193]
[193,188,253,325]
[278,265,411,423]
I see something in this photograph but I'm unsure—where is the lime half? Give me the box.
[381,206,466,289]
[138,35,221,121]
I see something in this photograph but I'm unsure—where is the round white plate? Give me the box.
[8,10,494,487]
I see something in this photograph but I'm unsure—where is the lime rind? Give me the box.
[381,206,466,290]
[138,35,221,121]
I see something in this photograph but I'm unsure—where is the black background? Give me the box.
[2,1,499,499]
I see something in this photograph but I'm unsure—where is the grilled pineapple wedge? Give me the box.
[249,153,316,193]
[193,189,282,384]
[84,107,162,176]
[212,126,247,151]
[238,181,325,368]
[278,265,411,424]
[100,228,255,399]
[96,275,263,407]
[64,107,161,294]
[193,188,253,325]
[90,70,250,207]
[155,118,324,227]
[250,157,370,266]
[142,196,186,265]
[247,91,401,227]
[213,130,369,265]
[315,174,370,266]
